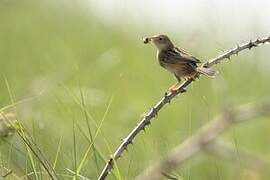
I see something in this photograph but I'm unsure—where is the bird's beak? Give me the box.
[143,36,157,44]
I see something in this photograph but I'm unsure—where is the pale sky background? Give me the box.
[83,0,270,71]
[87,0,270,41]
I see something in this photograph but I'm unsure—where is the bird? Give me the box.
[143,34,217,92]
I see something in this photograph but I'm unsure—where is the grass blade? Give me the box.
[53,134,63,170]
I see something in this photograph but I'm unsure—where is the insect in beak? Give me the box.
[143,37,151,44]
[143,36,157,44]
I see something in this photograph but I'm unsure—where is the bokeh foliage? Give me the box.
[0,0,270,179]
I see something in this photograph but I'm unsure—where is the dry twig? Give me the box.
[205,141,270,172]
[98,36,270,180]
[136,101,270,180]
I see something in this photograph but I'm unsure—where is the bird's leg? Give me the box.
[169,75,181,94]
[169,82,180,94]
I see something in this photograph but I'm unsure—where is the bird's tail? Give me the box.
[196,66,218,77]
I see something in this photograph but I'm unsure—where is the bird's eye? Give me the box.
[159,37,163,40]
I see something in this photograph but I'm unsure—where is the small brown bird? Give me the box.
[143,34,216,92]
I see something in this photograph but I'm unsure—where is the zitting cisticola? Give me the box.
[143,34,217,92]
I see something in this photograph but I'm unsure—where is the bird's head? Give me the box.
[143,34,174,51]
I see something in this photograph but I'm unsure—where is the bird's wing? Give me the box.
[159,47,201,66]
[174,47,201,63]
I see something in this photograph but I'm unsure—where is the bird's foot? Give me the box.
[170,88,178,94]
[169,83,179,94]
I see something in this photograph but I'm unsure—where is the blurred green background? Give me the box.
[0,0,270,179]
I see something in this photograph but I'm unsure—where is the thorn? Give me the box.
[109,157,114,164]
[151,108,158,117]
[121,138,125,142]
[235,45,240,55]
[142,127,146,132]
[180,88,187,93]
[249,40,253,49]
[145,121,149,125]
[203,63,208,68]
[166,99,171,104]
[145,120,151,126]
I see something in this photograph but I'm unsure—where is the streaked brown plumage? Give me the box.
[143,34,216,92]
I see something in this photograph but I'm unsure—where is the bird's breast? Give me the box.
[157,51,177,73]
[158,52,196,76]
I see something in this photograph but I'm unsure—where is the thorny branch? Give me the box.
[98,36,270,180]
[137,101,270,180]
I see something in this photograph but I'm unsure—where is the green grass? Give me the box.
[0,1,270,179]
